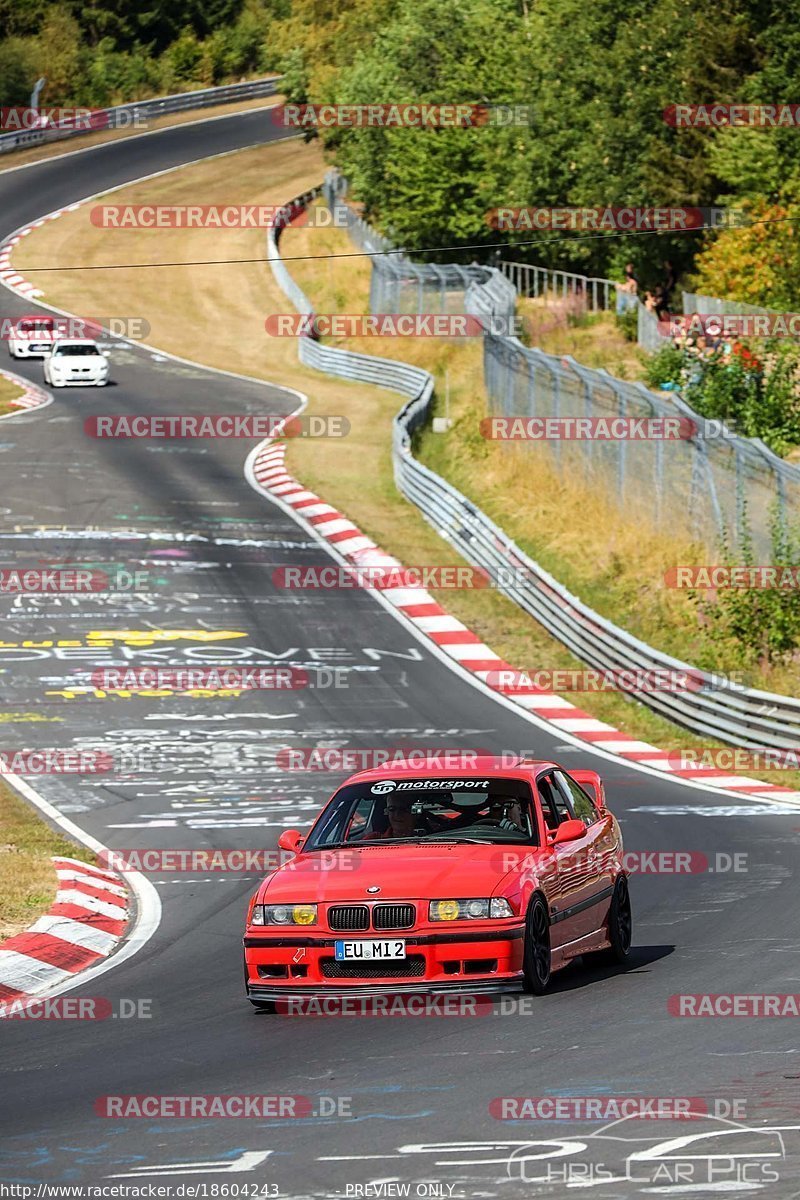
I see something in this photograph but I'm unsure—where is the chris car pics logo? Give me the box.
[371,780,397,795]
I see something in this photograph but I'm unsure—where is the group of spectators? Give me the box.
[670,333,762,386]
[618,260,677,319]
[616,260,763,387]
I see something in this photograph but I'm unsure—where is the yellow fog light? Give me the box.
[431,899,460,922]
[292,904,317,925]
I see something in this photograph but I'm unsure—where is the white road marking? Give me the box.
[108,1152,273,1178]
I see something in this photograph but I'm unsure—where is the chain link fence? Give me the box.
[481,332,790,550]
[324,171,800,556]
[682,292,774,318]
[323,171,513,322]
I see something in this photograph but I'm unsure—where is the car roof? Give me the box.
[343,755,555,783]
[52,338,98,346]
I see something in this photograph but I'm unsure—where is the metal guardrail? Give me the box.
[268,194,434,426]
[0,76,283,156]
[267,189,800,751]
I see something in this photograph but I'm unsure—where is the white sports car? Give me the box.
[8,316,58,359]
[43,339,109,387]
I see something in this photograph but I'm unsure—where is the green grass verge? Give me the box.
[0,780,96,944]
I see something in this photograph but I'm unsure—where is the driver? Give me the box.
[368,794,422,839]
[486,798,524,831]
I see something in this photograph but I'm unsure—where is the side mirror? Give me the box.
[278,829,304,853]
[551,818,587,845]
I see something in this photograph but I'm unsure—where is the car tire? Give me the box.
[522,894,551,994]
[591,875,632,965]
[607,875,632,962]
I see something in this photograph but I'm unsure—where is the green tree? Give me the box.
[0,37,41,106]
[319,0,524,249]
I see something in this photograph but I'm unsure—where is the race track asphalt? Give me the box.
[1,111,799,1198]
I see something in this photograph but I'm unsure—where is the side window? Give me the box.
[554,771,598,827]
[537,771,573,830]
[316,794,374,845]
[344,795,381,839]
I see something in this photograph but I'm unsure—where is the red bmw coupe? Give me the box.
[243,757,632,1007]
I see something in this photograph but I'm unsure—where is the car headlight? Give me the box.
[251,903,318,926]
[429,898,514,921]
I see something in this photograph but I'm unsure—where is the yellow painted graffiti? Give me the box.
[86,629,248,646]
[0,629,248,649]
[0,712,62,723]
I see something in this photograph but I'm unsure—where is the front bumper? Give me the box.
[244,924,525,997]
[50,375,107,386]
[10,343,53,358]
[247,978,524,1004]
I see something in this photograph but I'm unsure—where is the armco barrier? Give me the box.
[0,77,283,156]
[267,190,800,751]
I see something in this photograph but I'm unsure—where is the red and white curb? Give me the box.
[0,210,78,299]
[250,440,795,802]
[0,367,51,416]
[0,856,128,1006]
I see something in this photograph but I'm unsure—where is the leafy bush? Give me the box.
[164,28,204,85]
[615,304,638,343]
[645,338,800,457]
[0,0,277,110]
[690,201,800,312]
[698,514,800,664]
[0,38,41,106]
[643,343,685,388]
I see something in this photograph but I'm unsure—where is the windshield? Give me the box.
[304,777,538,849]
[55,345,100,356]
[19,321,54,333]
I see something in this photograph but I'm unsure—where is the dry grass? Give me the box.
[286,211,704,662]
[518,296,647,379]
[15,140,333,385]
[0,780,96,943]
[13,150,800,789]
[0,92,285,173]
[0,376,26,417]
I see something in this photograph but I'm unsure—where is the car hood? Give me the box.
[259,843,548,903]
